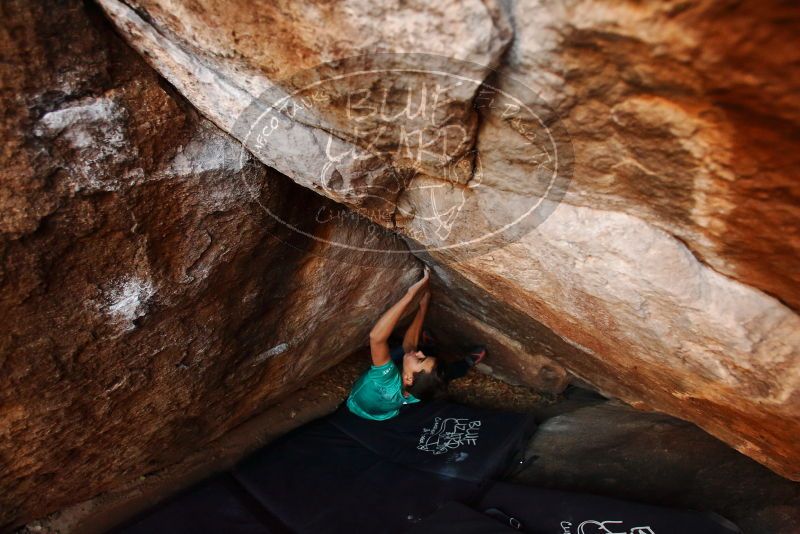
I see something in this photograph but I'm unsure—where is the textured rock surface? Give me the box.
[0,0,419,529]
[20,355,371,534]
[512,400,800,534]
[95,0,800,480]
[427,276,570,395]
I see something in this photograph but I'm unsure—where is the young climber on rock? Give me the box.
[346,266,487,420]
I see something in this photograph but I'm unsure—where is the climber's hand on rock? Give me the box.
[421,266,430,287]
[407,266,430,296]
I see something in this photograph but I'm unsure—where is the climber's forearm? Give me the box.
[402,290,429,353]
[368,290,415,366]
[369,291,416,343]
[369,267,429,366]
[369,267,429,342]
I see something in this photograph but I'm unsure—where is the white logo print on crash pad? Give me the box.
[417,417,481,455]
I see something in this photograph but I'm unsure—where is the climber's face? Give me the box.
[402,350,437,385]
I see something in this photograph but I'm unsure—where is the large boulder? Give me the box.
[94,0,800,480]
[512,400,800,534]
[0,0,419,529]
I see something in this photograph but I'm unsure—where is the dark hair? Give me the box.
[417,343,439,358]
[408,362,444,401]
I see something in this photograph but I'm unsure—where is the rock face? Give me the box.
[94,0,800,481]
[3,0,799,528]
[0,0,421,529]
[512,400,800,534]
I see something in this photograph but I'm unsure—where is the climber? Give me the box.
[346,266,487,420]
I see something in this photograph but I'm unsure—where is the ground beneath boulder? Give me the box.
[450,369,800,534]
[23,354,799,534]
[506,398,800,534]
[445,367,549,413]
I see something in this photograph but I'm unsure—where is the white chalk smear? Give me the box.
[105,276,155,331]
[252,342,290,365]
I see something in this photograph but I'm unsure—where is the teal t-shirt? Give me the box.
[346,360,420,420]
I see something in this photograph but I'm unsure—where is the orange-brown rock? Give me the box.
[94,0,800,482]
[0,1,420,529]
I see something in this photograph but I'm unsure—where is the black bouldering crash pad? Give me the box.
[476,482,741,534]
[327,399,538,482]
[231,416,475,533]
[113,401,740,534]
[116,475,287,534]
[403,501,516,533]
[232,400,536,533]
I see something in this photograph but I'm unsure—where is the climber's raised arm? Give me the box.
[402,288,430,353]
[369,266,430,366]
